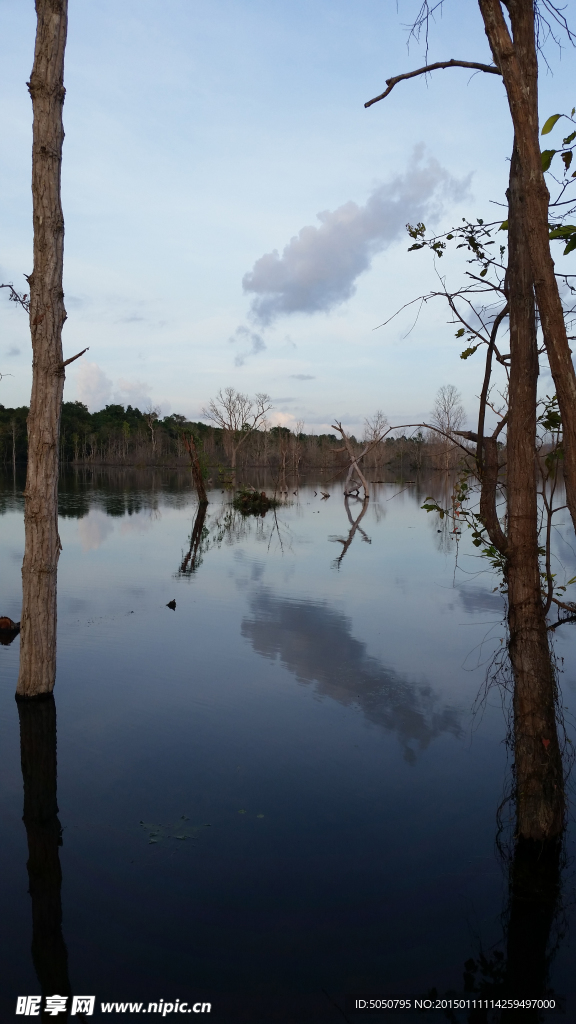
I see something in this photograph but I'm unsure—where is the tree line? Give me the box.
[0,398,466,474]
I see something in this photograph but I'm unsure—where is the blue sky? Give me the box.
[1,1,575,433]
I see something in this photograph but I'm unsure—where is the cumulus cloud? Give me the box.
[113,378,153,410]
[242,147,470,327]
[75,362,113,411]
[74,362,165,414]
[229,324,267,367]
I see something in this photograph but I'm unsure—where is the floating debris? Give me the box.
[139,816,210,845]
[0,617,20,646]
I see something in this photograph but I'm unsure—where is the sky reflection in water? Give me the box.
[0,469,575,1023]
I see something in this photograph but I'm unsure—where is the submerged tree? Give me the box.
[365,1,575,840]
[16,0,86,698]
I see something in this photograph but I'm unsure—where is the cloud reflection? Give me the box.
[242,589,462,762]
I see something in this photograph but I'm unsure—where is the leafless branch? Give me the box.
[61,346,89,368]
[365,59,501,108]
[1,282,30,313]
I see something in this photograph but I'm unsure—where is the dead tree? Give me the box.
[18,0,76,698]
[331,420,384,498]
[202,387,272,473]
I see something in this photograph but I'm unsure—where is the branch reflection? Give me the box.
[330,494,371,567]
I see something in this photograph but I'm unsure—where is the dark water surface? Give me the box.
[1,469,575,1023]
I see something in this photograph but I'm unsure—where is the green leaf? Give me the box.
[549,224,576,238]
[499,220,508,231]
[542,114,562,135]
[455,328,465,338]
[480,267,488,277]
[563,130,576,145]
[541,150,556,171]
[460,344,480,360]
[562,151,574,171]
[564,236,576,255]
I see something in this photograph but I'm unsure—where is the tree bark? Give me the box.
[17,0,68,698]
[506,144,564,840]
[478,0,576,536]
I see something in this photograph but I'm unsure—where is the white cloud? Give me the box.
[113,377,153,410]
[73,363,168,414]
[75,362,113,411]
[242,148,471,327]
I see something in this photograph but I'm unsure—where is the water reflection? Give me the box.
[17,697,71,1015]
[429,838,564,1023]
[330,495,371,568]
[242,589,462,762]
[178,502,208,575]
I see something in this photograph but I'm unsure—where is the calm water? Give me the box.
[0,469,575,1022]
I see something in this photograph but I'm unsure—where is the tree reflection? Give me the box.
[330,494,371,567]
[17,696,71,1016]
[424,837,564,1024]
[178,501,209,575]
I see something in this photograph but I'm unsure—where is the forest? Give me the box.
[0,399,444,474]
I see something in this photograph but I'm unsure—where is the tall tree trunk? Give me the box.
[506,145,564,840]
[17,696,71,1003]
[479,0,576,536]
[17,0,68,698]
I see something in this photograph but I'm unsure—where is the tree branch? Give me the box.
[365,59,501,108]
[61,346,89,368]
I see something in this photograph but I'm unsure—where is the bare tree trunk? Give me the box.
[506,145,564,840]
[17,0,68,698]
[479,0,576,536]
[11,419,17,478]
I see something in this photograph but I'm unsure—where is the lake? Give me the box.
[0,468,575,1022]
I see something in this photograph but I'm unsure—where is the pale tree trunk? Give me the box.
[479,0,576,537]
[17,0,68,699]
[506,145,564,840]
